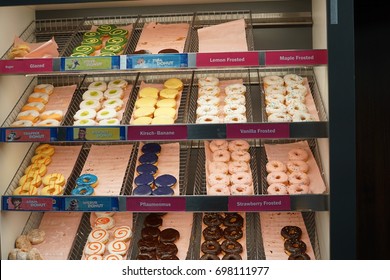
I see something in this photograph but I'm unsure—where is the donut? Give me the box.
[196,105,218,117]
[35,119,61,127]
[154,174,177,188]
[208,173,230,187]
[71,185,94,196]
[163,78,183,91]
[230,172,252,185]
[76,174,99,188]
[287,160,309,173]
[223,114,247,123]
[200,254,220,260]
[280,225,302,240]
[284,238,307,255]
[133,185,153,195]
[288,148,309,161]
[34,84,54,95]
[197,95,219,106]
[103,88,124,99]
[108,79,128,89]
[144,214,163,227]
[223,213,244,227]
[287,102,308,115]
[134,174,154,187]
[209,140,228,152]
[223,226,243,241]
[266,160,287,173]
[151,116,175,125]
[160,255,180,260]
[203,213,223,227]
[286,84,307,96]
[79,99,101,111]
[267,183,288,195]
[263,75,284,87]
[199,85,220,96]
[104,254,123,260]
[17,110,40,123]
[35,144,55,156]
[266,102,287,115]
[88,81,107,92]
[131,116,152,125]
[40,110,63,122]
[141,143,161,154]
[201,240,221,255]
[268,112,292,122]
[222,254,242,260]
[24,163,47,177]
[28,92,49,104]
[230,150,250,162]
[285,93,305,105]
[88,228,109,243]
[73,45,95,56]
[74,119,97,126]
[196,115,220,124]
[141,226,160,239]
[27,229,46,245]
[288,252,311,260]
[108,28,129,38]
[230,184,252,195]
[154,107,176,119]
[133,106,155,119]
[94,216,115,230]
[225,83,246,95]
[102,98,124,111]
[221,240,243,254]
[228,140,250,152]
[10,120,33,127]
[107,240,128,255]
[74,108,97,120]
[96,24,117,36]
[136,164,158,176]
[82,89,104,101]
[86,254,103,260]
[224,94,246,105]
[138,153,158,165]
[198,76,219,87]
[287,184,310,194]
[212,149,230,162]
[81,37,103,50]
[283,74,304,86]
[96,108,118,121]
[266,171,288,185]
[159,228,180,244]
[208,161,228,175]
[95,212,115,217]
[208,185,230,195]
[223,104,246,115]
[159,88,179,99]
[228,161,249,174]
[84,241,105,255]
[100,44,124,55]
[83,31,101,40]
[292,112,314,122]
[139,87,159,99]
[265,94,285,105]
[99,118,120,126]
[42,173,66,186]
[13,185,38,195]
[156,98,176,109]
[31,154,51,165]
[264,84,286,96]
[105,37,128,47]
[156,243,178,259]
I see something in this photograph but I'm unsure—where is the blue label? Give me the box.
[63,196,119,211]
[127,54,188,69]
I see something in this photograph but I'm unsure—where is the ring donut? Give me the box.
[208,173,230,187]
[288,171,310,186]
[222,253,242,260]
[196,105,219,117]
[286,84,307,96]
[221,240,243,254]
[225,83,246,95]
[287,102,308,115]
[34,144,54,156]
[208,185,230,195]
[208,161,229,174]
[263,75,284,87]
[34,84,54,95]
[28,92,49,104]
[285,94,305,105]
[79,99,101,111]
[35,119,60,126]
[71,184,94,196]
[198,76,219,87]
[203,213,223,227]
[230,184,252,195]
[13,185,38,195]
[202,226,223,241]
[268,112,292,122]
[201,240,222,255]
[266,160,287,173]
[41,184,63,195]
[223,226,243,241]
[223,104,246,115]
[103,88,124,99]
[283,74,304,86]
[24,163,47,177]
[230,172,252,185]
[228,161,249,174]
[265,84,286,96]
[224,94,246,105]
[228,140,250,152]
[265,94,285,105]
[267,183,288,195]
[96,108,117,121]
[209,140,228,152]
[292,112,313,122]
[42,173,66,186]
[284,238,307,255]
[76,174,99,188]
[88,81,107,92]
[288,252,311,260]
[266,171,288,185]
[199,85,220,96]
[196,115,220,124]
[230,150,250,162]
[286,161,309,173]
[17,110,40,123]
[40,110,63,122]
[280,225,302,240]
[223,213,244,227]
[287,184,310,194]
[108,79,128,89]
[19,173,42,187]
[212,150,230,162]
[266,102,287,115]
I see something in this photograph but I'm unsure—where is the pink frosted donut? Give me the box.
[230,184,252,195]
[212,149,230,162]
[288,171,310,186]
[208,173,230,187]
[209,140,228,152]
[267,183,288,195]
[287,184,310,194]
[208,161,229,174]
[230,172,252,185]
[228,161,249,174]
[266,160,287,173]
[230,150,250,162]
[288,148,309,161]
[287,160,309,173]
[208,185,231,195]
[266,171,288,185]
[228,140,250,152]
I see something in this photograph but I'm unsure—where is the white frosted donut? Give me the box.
[230,184,252,195]
[196,105,219,117]
[223,104,246,115]
[10,120,33,127]
[86,254,103,260]
[265,94,285,105]
[83,89,104,101]
[287,102,308,115]
[208,185,230,195]
[267,183,288,195]
[96,108,117,121]
[17,110,40,123]
[231,150,250,162]
[223,114,247,123]
[208,173,230,187]
[263,75,284,87]
[28,92,49,104]
[22,102,45,113]
[107,240,128,255]
[84,242,106,255]
[209,140,229,152]
[88,81,107,92]
[225,83,246,95]
[266,160,287,173]
[94,216,115,230]
[113,226,132,241]
[285,93,306,105]
[268,112,292,122]
[224,94,246,105]
[40,110,63,121]
[283,74,304,86]
[108,79,128,89]
[208,161,229,174]
[74,108,97,120]
[197,95,220,106]
[99,118,120,125]
[104,254,123,260]
[102,98,124,111]
[292,112,314,122]
[266,171,288,185]
[103,88,124,99]
[287,160,309,173]
[288,148,309,161]
[196,115,220,124]
[286,84,307,96]
[35,119,60,126]
[228,161,249,174]
[198,76,219,87]
[88,228,109,243]
[265,84,286,96]
[74,119,97,126]
[34,84,54,95]
[288,171,310,185]
[230,171,252,185]
[212,149,230,162]
[266,101,287,115]
[80,99,101,111]
[287,184,310,194]
[228,140,250,152]
[199,85,220,96]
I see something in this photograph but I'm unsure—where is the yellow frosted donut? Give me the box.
[131,116,152,125]
[74,119,97,126]
[133,107,155,119]
[19,173,42,187]
[139,87,159,99]
[41,184,63,195]
[135,97,157,109]
[74,108,97,120]
[163,78,183,91]
[82,89,104,101]
[153,107,176,119]
[159,88,179,99]
[35,144,55,156]
[156,98,176,108]
[24,163,47,177]
[88,81,107,92]
[13,185,38,195]
[31,154,52,165]
[42,173,66,186]
[151,116,174,125]
[80,99,101,111]
[108,79,128,89]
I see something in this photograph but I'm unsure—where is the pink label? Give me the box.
[264,49,328,66]
[7,197,53,211]
[229,196,291,211]
[127,125,187,140]
[0,58,53,74]
[197,52,259,67]
[126,197,186,211]
[5,129,51,142]
[226,123,290,138]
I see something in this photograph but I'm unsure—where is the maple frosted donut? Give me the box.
[82,89,104,101]
[10,120,33,127]
[230,184,252,195]
[266,160,287,173]
[263,75,284,87]
[19,173,42,187]
[287,102,308,115]
[223,114,247,123]
[198,76,219,87]
[86,254,103,260]
[208,161,229,174]
[265,84,287,96]
[209,140,229,152]
[42,173,66,186]
[103,88,124,99]
[287,160,309,173]
[197,95,220,106]
[266,101,287,116]
[199,85,220,96]
[80,99,101,111]
[283,74,304,86]
[228,161,249,174]
[196,115,220,124]
[107,240,128,255]
[28,92,49,104]
[17,110,40,123]
[288,148,309,161]
[267,183,288,195]
[94,216,115,230]
[208,173,230,187]
[231,150,250,162]
[88,81,107,92]
[230,171,252,185]
[88,228,109,243]
[224,94,246,105]
[225,83,246,95]
[208,185,230,195]
[212,149,230,162]
[108,79,128,89]
[102,98,124,111]
[223,104,246,115]
[228,140,250,152]
[113,226,132,242]
[265,94,285,105]
[40,184,63,195]
[285,93,305,105]
[104,254,123,260]
[40,110,64,122]
[287,184,310,194]
[34,84,54,95]
[25,163,47,177]
[84,241,105,255]
[73,119,97,126]
[268,112,292,122]
[96,108,117,121]
[74,108,97,120]
[35,144,55,156]
[22,102,45,113]
[196,105,219,117]
[35,119,60,126]
[292,112,313,122]
[288,171,310,186]
[286,84,307,96]
[31,154,51,165]
[266,171,288,185]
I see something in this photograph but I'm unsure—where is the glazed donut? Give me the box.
[103,88,124,99]
[17,110,40,123]
[224,94,246,105]
[99,118,120,126]
[266,102,287,116]
[94,216,115,230]
[265,94,285,105]
[230,184,252,195]
[73,119,97,126]
[221,240,243,254]
[283,74,304,86]
[263,75,284,87]
[34,84,54,95]
[268,112,292,122]
[208,173,230,187]
[230,150,250,162]
[280,225,302,240]
[225,83,246,95]
[42,173,66,186]
[27,229,46,245]
[24,163,47,177]
[159,228,180,244]
[288,148,309,161]
[77,174,99,188]
[96,108,117,121]
[287,184,310,195]
[266,160,287,173]
[212,149,230,162]
[79,99,101,111]
[223,113,247,123]
[292,112,314,122]
[88,81,107,92]
[208,185,231,195]
[82,89,104,101]
[35,144,55,156]
[74,108,97,120]
[108,79,128,89]
[40,184,63,195]
[28,92,49,104]
[223,104,246,115]
[285,93,305,105]
[201,240,221,255]
[202,213,223,227]
[19,173,42,187]
[196,105,218,117]
[84,241,105,255]
[88,228,109,243]
[13,185,38,195]
[223,213,244,227]
[228,161,249,174]
[196,115,220,124]
[199,85,220,96]
[200,254,220,260]
[288,253,311,260]
[287,161,309,173]
[228,140,250,152]
[230,172,252,185]
[40,110,63,122]
[10,120,33,127]
[102,98,124,111]
[222,254,242,260]
[266,171,288,185]
[35,119,60,126]
[209,140,228,152]
[267,183,288,195]
[31,154,51,165]
[107,240,128,255]
[86,254,103,260]
[104,254,123,260]
[265,84,286,96]
[197,95,220,106]
[208,161,229,174]
[287,102,308,115]
[223,226,243,241]
[198,76,219,87]
[71,185,94,196]
[284,239,307,255]
[286,84,307,96]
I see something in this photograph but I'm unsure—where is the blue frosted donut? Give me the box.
[152,186,174,196]
[141,143,161,154]
[76,174,98,187]
[134,173,154,187]
[136,164,158,176]
[133,185,153,195]
[71,184,94,196]
[139,153,159,165]
[155,174,177,188]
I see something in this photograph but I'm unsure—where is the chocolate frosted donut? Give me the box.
[139,153,159,165]
[141,143,162,154]
[202,226,223,241]
[160,228,180,243]
[280,226,302,240]
[160,255,180,260]
[223,213,244,227]
[144,214,163,227]
[223,226,243,241]
[158,48,179,54]
[200,254,220,260]
[138,240,158,253]
[136,164,158,175]
[137,252,157,260]
[141,226,161,239]
[222,253,242,260]
[288,252,311,260]
[221,240,243,254]
[203,213,223,227]
[201,240,222,255]
[284,239,307,255]
[156,242,178,259]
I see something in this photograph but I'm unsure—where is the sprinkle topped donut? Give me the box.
[198,76,219,87]
[209,140,228,152]
[263,75,284,87]
[228,140,250,152]
[288,148,309,161]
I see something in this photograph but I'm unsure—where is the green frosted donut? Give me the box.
[108,28,129,38]
[83,31,102,39]
[70,52,89,57]
[99,52,116,56]
[101,44,123,54]
[105,36,128,46]
[96,24,117,35]
[81,37,103,48]
[73,45,95,55]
